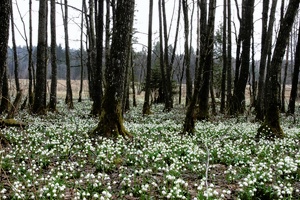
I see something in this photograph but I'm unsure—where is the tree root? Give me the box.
[0,131,11,148]
[256,123,284,141]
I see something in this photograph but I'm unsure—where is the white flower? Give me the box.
[0,188,7,194]
[93,193,99,198]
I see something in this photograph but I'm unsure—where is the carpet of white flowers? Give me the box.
[0,100,299,199]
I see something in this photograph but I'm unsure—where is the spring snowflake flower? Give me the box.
[93,193,99,198]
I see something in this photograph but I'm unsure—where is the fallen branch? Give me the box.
[6,90,22,119]
[0,118,27,128]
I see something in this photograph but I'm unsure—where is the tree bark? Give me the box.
[131,53,137,107]
[182,0,216,134]
[232,0,255,114]
[28,0,34,107]
[142,0,153,115]
[281,41,289,113]
[32,0,47,114]
[256,0,277,121]
[158,0,167,107]
[91,0,104,115]
[0,0,10,101]
[287,22,300,115]
[0,69,10,114]
[105,0,111,69]
[92,0,135,139]
[49,0,58,112]
[257,0,299,139]
[62,0,74,109]
[182,0,192,106]
[78,0,85,102]
[10,4,20,92]
[226,0,232,114]
[162,0,173,111]
[220,0,227,114]
[196,0,216,120]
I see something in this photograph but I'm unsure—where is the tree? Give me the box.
[91,0,104,115]
[28,0,34,106]
[162,0,173,111]
[0,0,10,101]
[256,0,277,121]
[158,0,167,108]
[62,0,74,109]
[287,21,300,115]
[91,0,135,138]
[78,0,85,102]
[49,0,58,111]
[220,0,227,113]
[257,0,300,139]
[32,0,48,114]
[0,69,10,114]
[142,0,153,115]
[10,2,20,92]
[196,0,216,120]
[182,0,192,106]
[231,0,255,114]
[226,0,232,113]
[182,0,216,134]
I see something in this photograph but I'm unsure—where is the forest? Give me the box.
[0,0,300,199]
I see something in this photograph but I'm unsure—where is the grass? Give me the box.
[0,99,300,199]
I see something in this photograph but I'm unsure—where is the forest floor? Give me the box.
[0,98,300,199]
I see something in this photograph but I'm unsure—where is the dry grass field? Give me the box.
[8,79,294,107]
[8,79,90,100]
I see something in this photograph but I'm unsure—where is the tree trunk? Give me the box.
[10,4,20,92]
[158,0,167,107]
[32,0,47,114]
[78,0,85,102]
[232,0,255,114]
[196,0,216,120]
[0,0,10,102]
[28,0,34,107]
[220,0,227,114]
[251,31,256,107]
[105,0,111,70]
[287,22,300,115]
[170,0,181,76]
[0,69,10,114]
[62,0,74,109]
[131,54,137,107]
[281,42,289,113]
[162,0,173,111]
[91,0,104,115]
[182,0,216,134]
[92,0,135,139]
[256,0,277,121]
[82,0,94,100]
[49,0,58,112]
[226,0,232,114]
[182,0,192,106]
[210,70,216,115]
[257,0,299,139]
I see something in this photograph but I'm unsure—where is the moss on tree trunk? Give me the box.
[91,95,132,139]
[142,102,151,115]
[256,107,284,140]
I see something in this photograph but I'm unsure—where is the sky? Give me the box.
[9,0,266,57]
